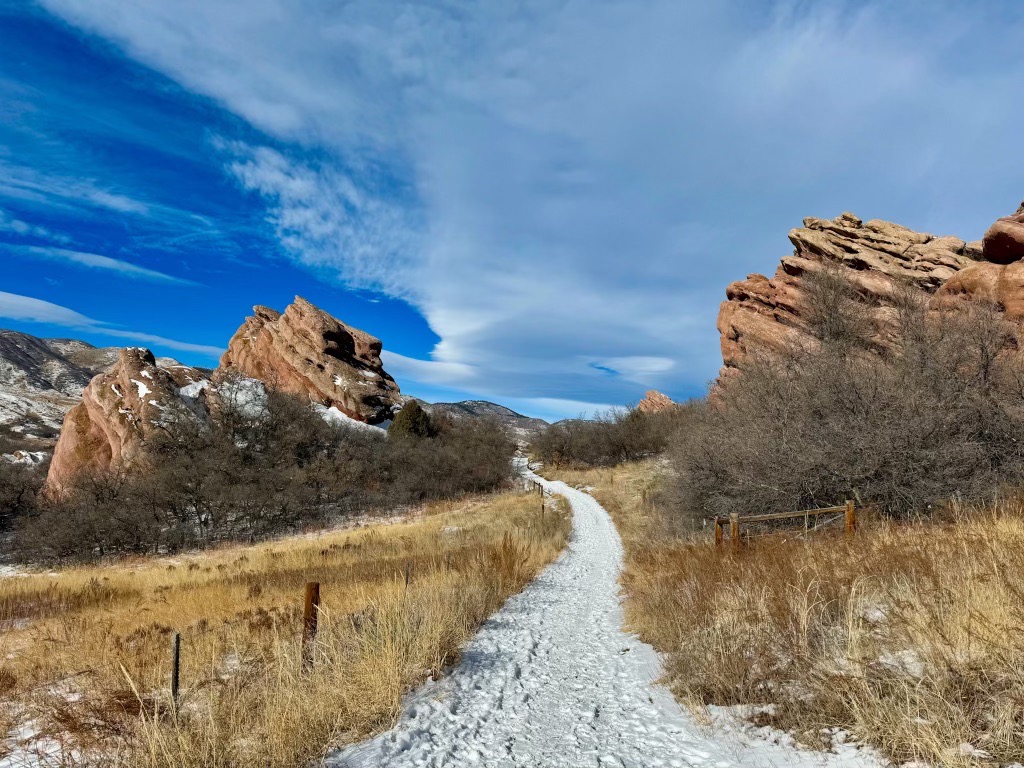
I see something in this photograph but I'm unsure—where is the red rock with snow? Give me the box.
[218,297,401,424]
[46,348,208,490]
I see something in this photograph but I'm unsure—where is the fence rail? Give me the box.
[714,500,859,548]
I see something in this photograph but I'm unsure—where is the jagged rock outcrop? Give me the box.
[219,297,401,424]
[637,390,676,414]
[717,212,978,374]
[46,348,207,490]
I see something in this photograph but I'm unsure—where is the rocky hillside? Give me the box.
[717,204,1024,379]
[414,399,547,438]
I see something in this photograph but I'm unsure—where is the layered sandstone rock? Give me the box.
[717,212,977,373]
[933,203,1024,319]
[637,390,676,414]
[218,297,401,424]
[46,348,208,490]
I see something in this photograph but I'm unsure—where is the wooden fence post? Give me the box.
[845,500,857,536]
[714,518,724,548]
[302,582,320,671]
[730,513,740,551]
[170,632,181,708]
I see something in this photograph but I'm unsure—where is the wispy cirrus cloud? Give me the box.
[0,208,67,241]
[0,290,223,357]
[13,245,198,285]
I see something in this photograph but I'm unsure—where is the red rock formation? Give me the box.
[717,212,977,374]
[637,390,676,413]
[933,203,1024,319]
[46,348,208,491]
[218,297,401,424]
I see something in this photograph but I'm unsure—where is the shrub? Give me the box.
[669,269,1024,522]
[0,460,44,533]
[14,390,517,563]
[531,406,687,468]
[388,400,438,439]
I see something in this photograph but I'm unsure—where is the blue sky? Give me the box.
[1,1,1023,421]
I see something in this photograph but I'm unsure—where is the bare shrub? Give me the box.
[15,389,517,564]
[531,406,688,468]
[671,272,1024,521]
[0,461,43,530]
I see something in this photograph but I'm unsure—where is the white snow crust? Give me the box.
[131,379,152,398]
[315,404,386,434]
[330,463,885,768]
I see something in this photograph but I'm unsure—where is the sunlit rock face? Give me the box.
[934,204,1024,319]
[46,347,208,490]
[219,296,402,424]
[717,212,977,376]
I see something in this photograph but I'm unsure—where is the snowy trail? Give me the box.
[330,466,881,768]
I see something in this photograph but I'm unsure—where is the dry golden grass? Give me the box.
[0,490,571,767]
[547,461,1024,767]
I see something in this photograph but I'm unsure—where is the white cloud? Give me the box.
[36,0,1024,404]
[0,209,65,240]
[15,246,197,285]
[0,290,223,357]
[0,159,151,215]
[221,142,419,298]
[0,291,95,326]
[381,350,477,389]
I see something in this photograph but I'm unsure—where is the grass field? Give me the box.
[547,461,1024,767]
[0,489,571,767]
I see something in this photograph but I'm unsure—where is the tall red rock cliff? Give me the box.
[717,212,979,375]
[218,297,401,424]
[46,348,208,491]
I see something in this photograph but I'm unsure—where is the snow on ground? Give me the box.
[0,451,48,465]
[330,463,887,768]
[315,404,386,434]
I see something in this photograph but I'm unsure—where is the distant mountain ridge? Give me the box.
[413,398,548,438]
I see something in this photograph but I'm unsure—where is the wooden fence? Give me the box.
[714,500,859,548]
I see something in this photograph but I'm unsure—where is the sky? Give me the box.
[1,1,1023,421]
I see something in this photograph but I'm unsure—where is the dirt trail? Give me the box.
[330,465,881,768]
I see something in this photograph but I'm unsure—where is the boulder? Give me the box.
[46,348,208,491]
[981,203,1024,265]
[717,212,974,374]
[218,297,401,424]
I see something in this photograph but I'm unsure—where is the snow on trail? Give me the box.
[330,465,884,768]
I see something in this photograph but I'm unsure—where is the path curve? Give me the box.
[329,464,880,768]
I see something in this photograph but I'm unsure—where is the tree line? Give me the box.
[1,391,515,562]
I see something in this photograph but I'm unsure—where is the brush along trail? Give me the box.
[331,463,880,768]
